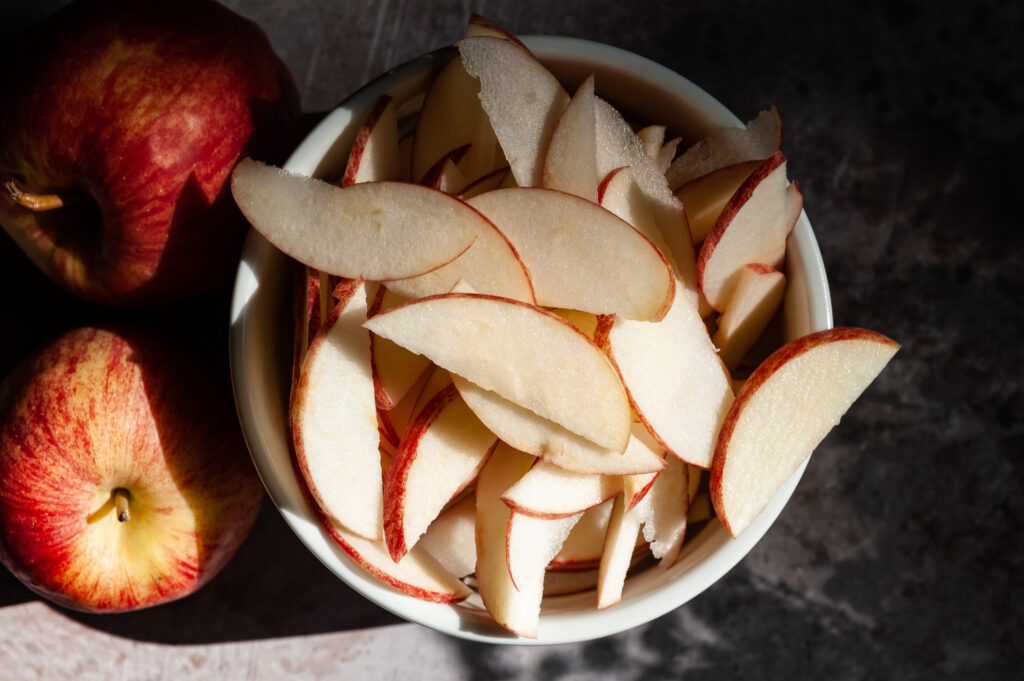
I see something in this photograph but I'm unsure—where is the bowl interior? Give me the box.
[229,35,832,645]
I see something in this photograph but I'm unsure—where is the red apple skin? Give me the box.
[0,326,264,612]
[0,0,301,306]
[709,327,900,536]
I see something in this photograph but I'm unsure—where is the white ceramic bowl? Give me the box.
[229,35,832,645]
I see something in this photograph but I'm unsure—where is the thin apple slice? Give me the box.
[697,152,791,311]
[637,125,666,160]
[364,294,632,451]
[541,74,599,203]
[367,286,432,410]
[458,35,570,188]
[452,375,665,475]
[455,165,511,200]
[232,160,481,280]
[342,94,399,186]
[640,455,689,567]
[712,263,787,370]
[475,442,544,637]
[544,550,649,596]
[675,159,761,244]
[548,499,614,571]
[596,493,648,609]
[411,56,502,185]
[383,386,496,561]
[322,517,471,603]
[711,327,899,537]
[501,461,622,519]
[665,107,783,190]
[420,144,470,192]
[506,511,582,591]
[465,13,528,48]
[291,279,382,540]
[417,494,477,578]
[466,188,674,321]
[657,137,682,174]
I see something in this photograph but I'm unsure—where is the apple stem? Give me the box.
[3,175,66,212]
[113,488,131,523]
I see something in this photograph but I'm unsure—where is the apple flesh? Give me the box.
[711,327,899,537]
[0,326,264,612]
[0,0,300,305]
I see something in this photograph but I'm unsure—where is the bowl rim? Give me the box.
[229,34,833,645]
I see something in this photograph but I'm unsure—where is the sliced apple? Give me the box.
[596,493,648,609]
[665,106,783,190]
[675,159,761,244]
[657,137,682,174]
[639,455,689,567]
[342,94,399,186]
[455,165,511,200]
[711,327,899,537]
[688,494,712,524]
[697,151,792,311]
[548,499,614,571]
[364,294,632,451]
[465,13,528,48]
[417,493,478,578]
[501,461,622,519]
[291,279,382,540]
[506,511,582,591]
[383,385,496,561]
[712,263,787,370]
[458,35,570,187]
[475,442,543,637]
[466,187,675,321]
[420,143,470,192]
[232,161,484,280]
[367,285,432,410]
[541,74,599,203]
[452,374,665,476]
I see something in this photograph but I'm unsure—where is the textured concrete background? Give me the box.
[0,0,1021,678]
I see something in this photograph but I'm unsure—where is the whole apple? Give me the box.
[0,0,300,305]
[0,325,265,612]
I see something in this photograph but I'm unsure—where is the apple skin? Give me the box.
[0,0,300,306]
[0,325,265,612]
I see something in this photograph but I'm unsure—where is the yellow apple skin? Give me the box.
[0,326,264,612]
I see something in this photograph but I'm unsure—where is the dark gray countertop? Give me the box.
[0,1,1020,678]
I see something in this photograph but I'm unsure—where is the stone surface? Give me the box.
[0,0,1020,679]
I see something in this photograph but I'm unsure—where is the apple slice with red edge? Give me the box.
[475,442,543,637]
[697,151,792,311]
[712,263,787,370]
[232,161,481,280]
[506,510,583,591]
[466,187,675,321]
[541,74,599,203]
[675,159,761,244]
[501,461,623,519]
[465,13,528,48]
[458,35,570,188]
[367,285,431,410]
[420,143,470,192]
[665,106,782,190]
[639,455,689,567]
[711,327,899,537]
[455,165,511,200]
[596,493,649,609]
[383,385,496,561]
[291,278,382,540]
[364,293,633,452]
[417,493,477,578]
[452,374,666,475]
[342,94,399,187]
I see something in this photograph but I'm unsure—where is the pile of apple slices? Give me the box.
[230,15,898,638]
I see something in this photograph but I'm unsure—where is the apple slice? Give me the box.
[657,137,682,174]
[452,375,665,475]
[697,152,792,311]
[458,35,570,187]
[665,106,783,190]
[541,74,599,203]
[364,294,632,452]
[465,13,528,48]
[417,494,477,578]
[420,144,470,192]
[639,455,689,567]
[367,286,432,410]
[383,385,496,561]
[342,94,399,186]
[711,327,899,537]
[291,279,382,540]
[712,263,787,370]
[544,551,649,597]
[475,442,544,637]
[596,493,648,609]
[548,499,614,571]
[411,55,502,185]
[637,125,666,159]
[506,511,582,591]
[232,160,484,280]
[688,494,712,524]
[501,461,623,519]
[455,165,511,200]
[675,159,761,244]
[321,517,471,603]
[466,187,675,321]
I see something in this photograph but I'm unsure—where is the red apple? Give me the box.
[0,325,265,612]
[0,0,300,305]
